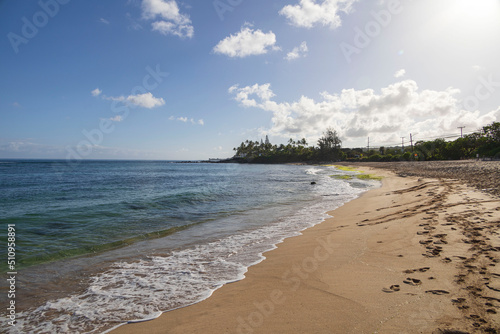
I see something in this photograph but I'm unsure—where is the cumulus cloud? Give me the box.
[101,92,165,109]
[141,0,193,38]
[279,0,357,29]
[285,41,308,61]
[125,92,165,108]
[213,26,279,58]
[394,69,406,78]
[91,88,102,97]
[228,80,499,146]
[228,83,276,107]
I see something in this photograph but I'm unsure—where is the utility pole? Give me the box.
[401,137,405,153]
[410,133,414,152]
[367,137,370,153]
[458,126,465,138]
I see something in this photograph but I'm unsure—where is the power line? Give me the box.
[349,130,477,150]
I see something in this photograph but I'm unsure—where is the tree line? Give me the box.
[232,129,343,163]
[232,122,500,163]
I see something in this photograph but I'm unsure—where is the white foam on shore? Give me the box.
[7,166,377,334]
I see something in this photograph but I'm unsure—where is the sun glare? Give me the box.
[450,0,500,20]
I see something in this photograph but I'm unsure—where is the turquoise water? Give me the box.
[1,160,316,267]
[0,160,378,333]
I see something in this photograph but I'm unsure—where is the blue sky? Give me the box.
[1,0,500,160]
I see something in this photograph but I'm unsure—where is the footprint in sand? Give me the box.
[382,285,400,293]
[403,278,422,286]
[485,282,500,292]
[403,267,430,274]
[425,290,450,295]
[451,297,466,304]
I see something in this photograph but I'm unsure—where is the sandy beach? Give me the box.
[111,162,500,334]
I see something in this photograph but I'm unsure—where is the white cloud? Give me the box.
[229,80,499,146]
[394,69,406,78]
[99,18,110,24]
[109,115,123,122]
[91,88,102,97]
[151,19,193,38]
[228,83,275,107]
[102,92,165,109]
[213,26,279,58]
[279,0,357,29]
[126,92,165,108]
[285,41,308,61]
[12,102,21,108]
[169,116,204,125]
[141,0,193,38]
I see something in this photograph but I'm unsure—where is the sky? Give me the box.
[1,0,500,160]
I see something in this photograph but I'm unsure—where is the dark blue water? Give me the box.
[0,160,378,333]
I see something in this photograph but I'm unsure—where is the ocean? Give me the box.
[0,160,379,333]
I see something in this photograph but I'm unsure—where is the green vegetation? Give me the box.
[233,128,344,163]
[343,122,500,162]
[231,121,500,163]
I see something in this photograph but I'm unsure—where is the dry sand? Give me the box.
[111,164,500,334]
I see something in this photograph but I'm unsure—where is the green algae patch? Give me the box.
[333,165,362,172]
[355,174,383,181]
[330,175,353,180]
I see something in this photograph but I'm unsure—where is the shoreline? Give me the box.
[111,165,500,334]
[5,163,374,333]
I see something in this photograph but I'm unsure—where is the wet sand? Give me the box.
[111,164,500,333]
